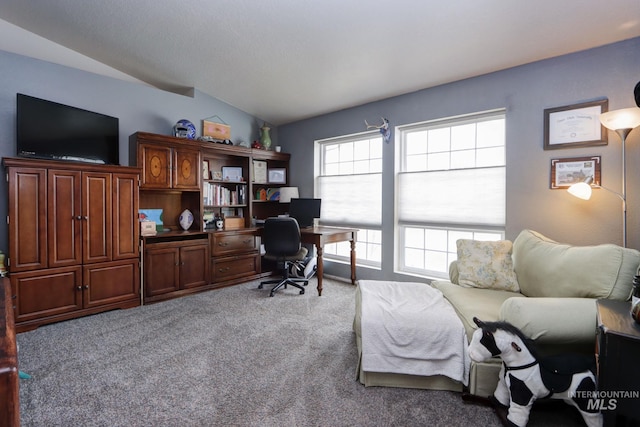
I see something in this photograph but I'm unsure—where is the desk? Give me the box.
[300,226,358,296]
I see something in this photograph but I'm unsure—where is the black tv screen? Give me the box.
[16,93,119,165]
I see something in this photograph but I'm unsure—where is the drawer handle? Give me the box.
[218,242,229,247]
[243,239,251,244]
[218,267,230,272]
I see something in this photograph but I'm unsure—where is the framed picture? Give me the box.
[212,171,223,180]
[543,99,608,150]
[252,160,267,184]
[550,156,601,189]
[221,166,243,182]
[202,160,210,180]
[268,168,286,184]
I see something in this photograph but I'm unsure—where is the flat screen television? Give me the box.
[289,198,322,228]
[16,93,120,165]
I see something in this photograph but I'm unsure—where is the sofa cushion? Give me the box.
[499,297,598,345]
[455,239,520,292]
[431,280,521,341]
[513,229,640,300]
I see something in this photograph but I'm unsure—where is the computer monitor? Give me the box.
[288,198,321,228]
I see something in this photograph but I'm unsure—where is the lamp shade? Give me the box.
[567,176,594,200]
[599,107,640,131]
[279,186,299,203]
[567,182,593,200]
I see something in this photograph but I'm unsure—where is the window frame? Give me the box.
[394,109,507,279]
[315,131,383,268]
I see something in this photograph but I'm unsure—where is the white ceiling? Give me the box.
[1,0,639,125]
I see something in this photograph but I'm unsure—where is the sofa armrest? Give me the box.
[499,297,597,345]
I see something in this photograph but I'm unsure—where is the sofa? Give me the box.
[354,229,640,397]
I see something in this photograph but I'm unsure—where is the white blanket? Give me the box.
[360,280,470,386]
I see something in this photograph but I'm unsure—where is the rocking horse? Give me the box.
[468,317,602,427]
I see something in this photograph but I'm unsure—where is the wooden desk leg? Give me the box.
[350,236,356,285]
[316,244,324,296]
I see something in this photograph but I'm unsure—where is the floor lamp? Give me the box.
[568,107,640,247]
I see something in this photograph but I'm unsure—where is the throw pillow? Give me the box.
[456,239,520,292]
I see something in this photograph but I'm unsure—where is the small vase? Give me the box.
[260,124,272,150]
[179,209,194,231]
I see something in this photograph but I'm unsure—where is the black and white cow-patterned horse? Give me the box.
[468,317,602,427]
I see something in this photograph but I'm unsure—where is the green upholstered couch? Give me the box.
[354,229,640,397]
[433,229,640,396]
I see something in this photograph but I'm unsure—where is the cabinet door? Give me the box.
[145,246,180,297]
[113,172,139,260]
[173,148,201,189]
[180,243,210,289]
[48,169,83,268]
[83,259,140,308]
[83,172,112,264]
[10,266,82,323]
[139,143,172,188]
[8,167,48,272]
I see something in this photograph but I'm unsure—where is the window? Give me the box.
[396,110,506,278]
[315,132,382,268]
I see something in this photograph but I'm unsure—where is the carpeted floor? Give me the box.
[16,278,585,426]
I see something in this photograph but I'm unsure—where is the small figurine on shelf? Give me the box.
[215,214,224,231]
[251,140,263,149]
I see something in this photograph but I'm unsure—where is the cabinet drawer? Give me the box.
[211,232,257,256]
[211,253,259,282]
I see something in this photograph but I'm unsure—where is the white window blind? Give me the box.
[397,167,505,226]
[316,173,381,227]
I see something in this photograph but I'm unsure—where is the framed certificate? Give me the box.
[268,168,286,184]
[550,156,601,189]
[221,166,243,182]
[252,160,267,184]
[543,99,608,150]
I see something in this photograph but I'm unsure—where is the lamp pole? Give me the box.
[599,107,640,248]
[616,128,630,248]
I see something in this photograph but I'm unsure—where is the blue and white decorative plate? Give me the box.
[174,119,196,139]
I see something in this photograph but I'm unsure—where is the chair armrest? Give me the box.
[499,297,597,344]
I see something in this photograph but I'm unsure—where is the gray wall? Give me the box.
[278,37,640,282]
[0,49,274,252]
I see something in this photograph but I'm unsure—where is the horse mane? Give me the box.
[480,320,540,359]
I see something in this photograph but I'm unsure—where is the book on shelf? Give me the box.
[204,182,247,206]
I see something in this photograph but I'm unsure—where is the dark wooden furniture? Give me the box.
[596,299,640,426]
[3,158,141,332]
[142,233,210,303]
[130,132,285,303]
[0,277,19,427]
[300,226,358,296]
[210,229,260,286]
[250,149,291,220]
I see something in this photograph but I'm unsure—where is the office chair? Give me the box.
[258,217,309,297]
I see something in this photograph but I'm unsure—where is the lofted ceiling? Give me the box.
[1,0,639,125]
